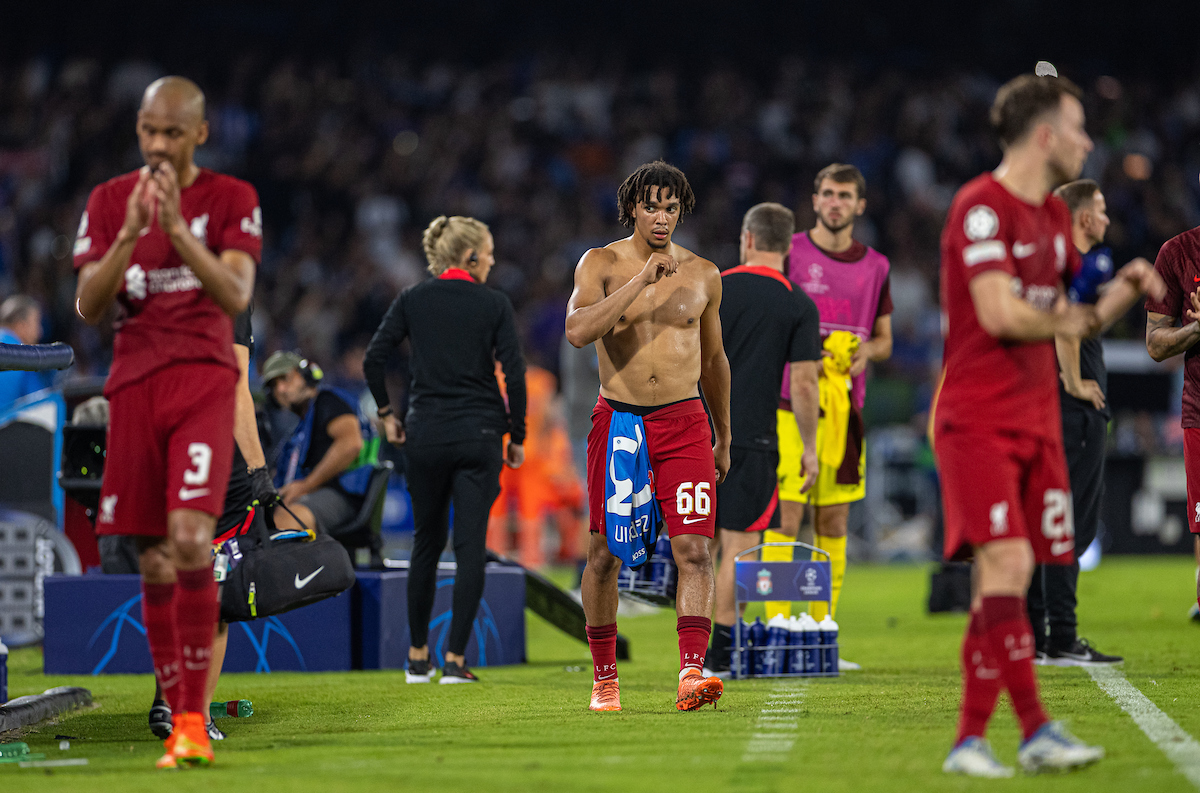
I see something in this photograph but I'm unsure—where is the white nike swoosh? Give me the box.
[596,674,616,681]
[682,516,706,524]
[178,487,210,501]
[294,566,325,589]
[1013,242,1037,259]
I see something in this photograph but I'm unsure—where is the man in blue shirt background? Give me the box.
[0,295,48,410]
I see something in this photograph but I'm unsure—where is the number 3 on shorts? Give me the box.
[675,482,711,516]
[184,442,213,486]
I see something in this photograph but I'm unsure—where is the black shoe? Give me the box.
[149,699,173,739]
[405,657,434,684]
[206,719,226,741]
[1044,638,1122,666]
[439,661,479,684]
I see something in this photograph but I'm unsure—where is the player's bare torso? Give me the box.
[594,239,718,406]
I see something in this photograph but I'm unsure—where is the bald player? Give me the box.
[74,77,260,769]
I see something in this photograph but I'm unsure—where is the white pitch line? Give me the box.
[742,683,807,763]
[1088,665,1200,788]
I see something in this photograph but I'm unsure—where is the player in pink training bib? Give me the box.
[935,70,1163,778]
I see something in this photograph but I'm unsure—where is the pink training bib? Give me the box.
[780,232,890,411]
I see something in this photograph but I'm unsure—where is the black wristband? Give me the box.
[377,405,394,418]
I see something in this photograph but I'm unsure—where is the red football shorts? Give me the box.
[96,363,236,537]
[587,396,715,540]
[935,427,1074,565]
[1185,428,1200,534]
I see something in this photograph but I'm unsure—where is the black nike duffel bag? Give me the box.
[219,507,356,623]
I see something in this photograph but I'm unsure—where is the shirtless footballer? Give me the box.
[565,161,731,712]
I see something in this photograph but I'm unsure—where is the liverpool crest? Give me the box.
[756,569,773,596]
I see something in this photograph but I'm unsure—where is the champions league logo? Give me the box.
[756,569,773,596]
[797,564,826,598]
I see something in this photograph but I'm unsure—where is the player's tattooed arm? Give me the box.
[75,168,154,323]
[697,265,731,484]
[1093,257,1166,332]
[149,163,254,316]
[564,247,676,347]
[1146,306,1200,362]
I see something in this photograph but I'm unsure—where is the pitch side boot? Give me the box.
[676,669,723,711]
[942,737,1015,778]
[1018,721,1104,773]
[589,680,621,711]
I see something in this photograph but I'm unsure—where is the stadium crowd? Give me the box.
[2,53,1199,423]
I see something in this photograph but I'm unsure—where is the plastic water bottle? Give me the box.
[748,617,767,676]
[649,533,673,595]
[0,638,7,704]
[818,615,839,673]
[732,619,752,676]
[787,617,803,674]
[799,612,820,675]
[210,699,253,719]
[765,615,790,675]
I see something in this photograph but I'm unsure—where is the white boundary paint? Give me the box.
[1088,665,1200,788]
[741,682,807,763]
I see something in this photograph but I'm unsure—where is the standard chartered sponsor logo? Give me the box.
[149,266,203,294]
[124,264,203,300]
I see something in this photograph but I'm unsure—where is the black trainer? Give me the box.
[439,660,479,684]
[405,657,434,684]
[1043,638,1123,666]
[148,699,172,739]
[206,719,226,741]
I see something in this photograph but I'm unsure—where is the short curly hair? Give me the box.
[616,161,696,227]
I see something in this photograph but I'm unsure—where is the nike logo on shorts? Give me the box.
[1012,241,1037,259]
[682,515,706,524]
[294,567,325,589]
[178,486,211,501]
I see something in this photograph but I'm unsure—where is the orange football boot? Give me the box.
[155,732,178,770]
[676,669,723,711]
[589,680,621,711]
[169,712,214,767]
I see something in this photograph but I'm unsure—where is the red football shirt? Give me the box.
[1146,227,1200,427]
[73,168,262,395]
[935,173,1080,441]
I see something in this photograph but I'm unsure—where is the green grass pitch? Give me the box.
[3,556,1198,792]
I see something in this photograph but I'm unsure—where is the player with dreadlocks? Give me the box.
[566,160,731,712]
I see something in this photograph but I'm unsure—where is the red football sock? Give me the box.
[956,610,1002,743]
[980,596,1049,740]
[141,581,181,711]
[677,616,711,673]
[586,623,619,682]
[175,567,219,715]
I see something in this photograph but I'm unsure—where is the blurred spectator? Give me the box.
[0,53,1197,439]
[0,294,47,408]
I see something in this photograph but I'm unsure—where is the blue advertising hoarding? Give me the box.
[735,560,831,603]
